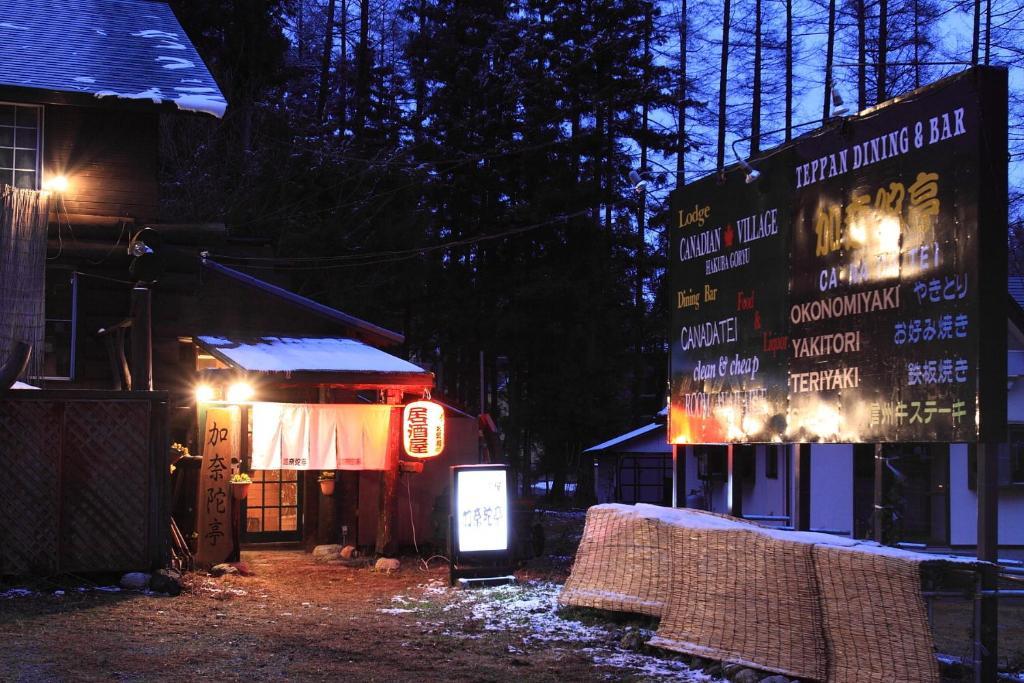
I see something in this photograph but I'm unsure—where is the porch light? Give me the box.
[226,381,254,403]
[43,174,69,193]
[195,384,217,403]
[403,400,445,458]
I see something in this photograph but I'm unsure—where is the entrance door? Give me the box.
[243,470,303,542]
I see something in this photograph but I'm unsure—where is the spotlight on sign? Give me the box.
[226,381,254,403]
[403,400,445,458]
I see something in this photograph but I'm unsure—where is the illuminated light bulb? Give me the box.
[195,384,216,403]
[226,381,254,403]
[43,175,69,193]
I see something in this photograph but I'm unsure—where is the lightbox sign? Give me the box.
[669,67,1007,444]
[452,465,509,553]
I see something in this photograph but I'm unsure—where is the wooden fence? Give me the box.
[0,390,169,575]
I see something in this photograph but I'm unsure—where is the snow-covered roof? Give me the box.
[0,0,226,118]
[196,336,429,377]
[584,422,664,453]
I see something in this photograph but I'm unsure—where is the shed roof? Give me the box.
[0,0,226,117]
[584,422,666,454]
[195,335,433,389]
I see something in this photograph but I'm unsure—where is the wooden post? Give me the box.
[375,390,402,557]
[873,443,886,544]
[974,442,998,683]
[793,443,811,531]
[130,287,152,391]
[672,444,686,507]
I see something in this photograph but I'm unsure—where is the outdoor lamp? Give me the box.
[43,174,69,193]
[738,159,760,184]
[403,399,445,457]
[831,85,849,116]
[226,381,254,403]
[195,384,217,403]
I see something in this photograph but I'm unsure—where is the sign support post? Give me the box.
[974,442,998,683]
[872,443,887,544]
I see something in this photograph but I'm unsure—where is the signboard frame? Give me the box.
[449,463,512,585]
[668,66,1008,445]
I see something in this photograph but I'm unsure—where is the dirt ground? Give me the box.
[0,511,699,683]
[2,510,1022,682]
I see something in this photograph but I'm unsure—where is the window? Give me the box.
[43,271,77,380]
[0,103,41,190]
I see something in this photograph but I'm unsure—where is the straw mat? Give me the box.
[558,504,671,616]
[649,520,827,680]
[813,545,941,683]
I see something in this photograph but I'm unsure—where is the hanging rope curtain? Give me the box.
[0,185,51,380]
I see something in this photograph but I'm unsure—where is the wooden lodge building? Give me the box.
[0,0,473,563]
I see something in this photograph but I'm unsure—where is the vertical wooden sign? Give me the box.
[196,406,240,566]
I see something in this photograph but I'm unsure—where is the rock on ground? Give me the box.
[119,572,150,590]
[374,558,400,573]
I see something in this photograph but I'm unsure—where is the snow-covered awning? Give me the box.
[0,0,226,117]
[195,336,434,389]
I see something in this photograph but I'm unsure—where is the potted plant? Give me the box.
[230,472,252,500]
[318,471,336,496]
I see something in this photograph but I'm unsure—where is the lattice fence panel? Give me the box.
[0,400,61,574]
[61,400,151,573]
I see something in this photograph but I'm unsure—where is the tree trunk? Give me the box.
[338,0,349,133]
[317,0,337,126]
[785,0,793,141]
[877,0,887,104]
[857,0,866,110]
[972,0,981,66]
[676,0,688,186]
[913,0,920,89]
[716,0,731,173]
[823,0,836,123]
[751,0,762,155]
[984,0,991,65]
[354,0,371,135]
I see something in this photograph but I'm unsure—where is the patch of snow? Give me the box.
[73,77,96,84]
[0,22,28,30]
[132,30,179,40]
[95,586,121,593]
[195,336,424,374]
[175,87,217,93]
[173,93,227,118]
[94,28,107,36]
[395,580,719,681]
[12,381,39,390]
[157,56,196,70]
[589,650,715,681]
[157,42,187,51]
[0,588,35,599]
[180,78,203,83]
[378,607,417,614]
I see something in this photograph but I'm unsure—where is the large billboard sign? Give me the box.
[669,67,1007,444]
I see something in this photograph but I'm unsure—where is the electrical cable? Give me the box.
[405,472,450,571]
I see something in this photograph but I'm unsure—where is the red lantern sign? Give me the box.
[403,400,445,458]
